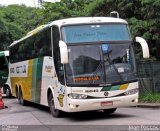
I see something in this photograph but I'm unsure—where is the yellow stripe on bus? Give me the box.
[25,60,34,101]
[119,84,129,90]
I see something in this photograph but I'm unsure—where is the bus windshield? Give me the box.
[62,24,136,86]
[62,24,131,43]
[65,43,137,86]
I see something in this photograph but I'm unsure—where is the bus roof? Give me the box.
[9,17,128,47]
[0,50,9,57]
[49,17,128,27]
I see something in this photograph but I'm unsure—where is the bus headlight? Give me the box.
[68,93,88,99]
[124,88,138,95]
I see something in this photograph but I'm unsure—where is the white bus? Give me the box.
[9,15,149,117]
[0,50,11,97]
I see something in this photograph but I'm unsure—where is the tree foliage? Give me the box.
[0,0,160,60]
[0,4,42,50]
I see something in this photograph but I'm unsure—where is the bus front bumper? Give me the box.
[65,93,138,112]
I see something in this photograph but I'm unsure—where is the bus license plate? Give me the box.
[101,101,113,107]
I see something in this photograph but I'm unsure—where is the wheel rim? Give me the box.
[19,91,23,104]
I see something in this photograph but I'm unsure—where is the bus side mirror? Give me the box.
[135,37,150,59]
[59,41,69,64]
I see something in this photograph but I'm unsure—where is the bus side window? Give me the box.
[52,26,64,84]
[34,28,52,57]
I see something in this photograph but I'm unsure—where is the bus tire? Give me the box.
[103,108,117,114]
[18,88,26,106]
[15,87,18,98]
[48,93,62,118]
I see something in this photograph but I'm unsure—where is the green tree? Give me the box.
[0,0,160,60]
[0,17,8,50]
[41,0,93,23]
[0,4,42,50]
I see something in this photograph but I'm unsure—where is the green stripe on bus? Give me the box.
[101,86,112,91]
[31,57,44,103]
[101,85,120,91]
[109,85,120,91]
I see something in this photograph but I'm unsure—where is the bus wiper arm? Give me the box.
[88,48,104,85]
[105,51,124,82]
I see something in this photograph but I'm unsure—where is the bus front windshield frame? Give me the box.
[61,24,136,87]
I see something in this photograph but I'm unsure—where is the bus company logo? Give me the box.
[60,86,65,94]
[85,89,99,93]
[45,66,53,73]
[104,91,109,96]
[10,68,15,74]
[2,76,7,79]
[16,65,26,74]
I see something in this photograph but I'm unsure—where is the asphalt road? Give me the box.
[0,97,160,131]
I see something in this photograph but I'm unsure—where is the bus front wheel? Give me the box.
[48,93,62,118]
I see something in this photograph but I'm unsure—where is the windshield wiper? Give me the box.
[105,50,124,83]
[87,48,104,85]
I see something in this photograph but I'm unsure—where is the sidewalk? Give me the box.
[138,103,160,108]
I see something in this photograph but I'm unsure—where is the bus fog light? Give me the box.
[69,104,79,108]
[124,88,138,95]
[132,98,138,103]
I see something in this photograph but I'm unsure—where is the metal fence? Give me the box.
[137,60,160,94]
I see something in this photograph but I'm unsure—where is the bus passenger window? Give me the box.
[52,26,64,84]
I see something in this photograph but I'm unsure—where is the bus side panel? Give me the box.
[10,59,44,104]
[40,56,55,106]
[25,60,33,101]
[10,61,29,98]
[31,57,43,103]
[40,56,69,110]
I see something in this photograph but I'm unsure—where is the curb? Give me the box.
[137,103,160,108]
